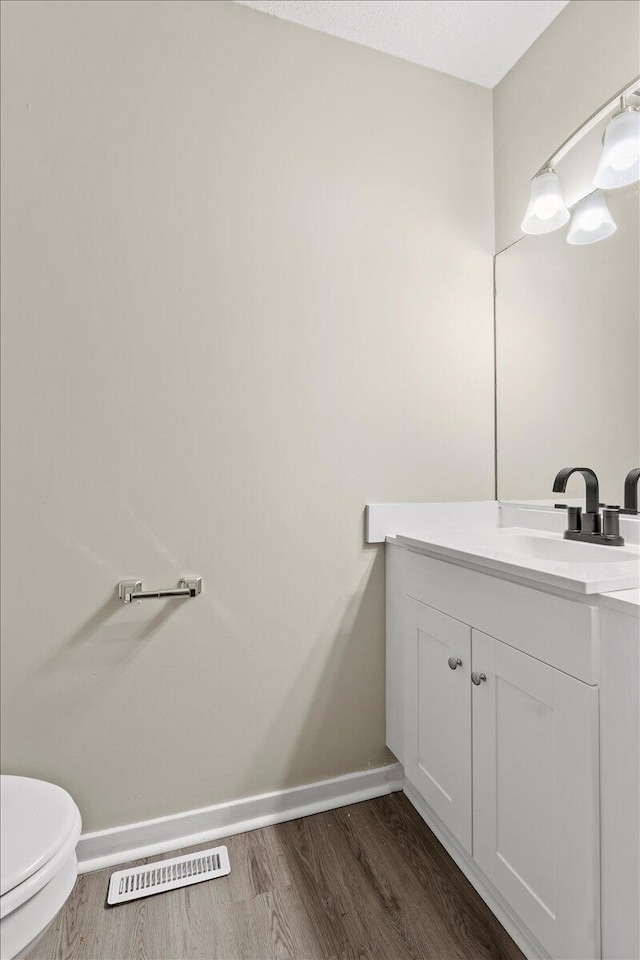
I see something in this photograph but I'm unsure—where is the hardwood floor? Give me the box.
[29,793,525,960]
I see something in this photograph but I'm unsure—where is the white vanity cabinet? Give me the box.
[471,629,599,960]
[404,602,472,853]
[389,544,602,960]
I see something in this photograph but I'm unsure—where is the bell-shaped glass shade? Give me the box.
[521,171,570,234]
[566,190,617,246]
[593,110,640,190]
[593,110,640,189]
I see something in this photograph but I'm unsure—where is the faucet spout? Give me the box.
[552,467,600,515]
[624,468,640,514]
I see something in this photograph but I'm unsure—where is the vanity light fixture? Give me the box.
[520,168,570,235]
[520,75,640,244]
[593,101,640,189]
[566,190,617,246]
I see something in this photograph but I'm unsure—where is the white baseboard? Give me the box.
[77,763,404,874]
[403,780,549,960]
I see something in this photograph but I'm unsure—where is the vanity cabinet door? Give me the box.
[472,630,600,960]
[405,599,472,853]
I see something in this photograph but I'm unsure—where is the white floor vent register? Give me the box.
[107,846,231,905]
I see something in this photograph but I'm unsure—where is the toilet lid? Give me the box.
[1,776,79,896]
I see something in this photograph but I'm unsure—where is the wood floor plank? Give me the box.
[27,794,525,960]
[364,794,524,960]
[274,811,414,960]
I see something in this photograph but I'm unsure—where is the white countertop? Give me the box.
[396,526,640,596]
[599,588,640,615]
[368,500,640,605]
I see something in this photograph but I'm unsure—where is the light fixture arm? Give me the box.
[533,75,640,178]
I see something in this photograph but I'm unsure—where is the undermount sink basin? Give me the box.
[395,526,640,594]
[461,531,640,565]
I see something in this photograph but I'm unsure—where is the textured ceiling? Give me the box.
[234,0,569,88]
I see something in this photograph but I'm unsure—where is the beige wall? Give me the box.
[494,0,640,252]
[0,0,494,831]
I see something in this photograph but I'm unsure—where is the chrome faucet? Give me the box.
[552,467,624,546]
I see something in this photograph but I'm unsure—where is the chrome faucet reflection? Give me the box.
[552,467,624,546]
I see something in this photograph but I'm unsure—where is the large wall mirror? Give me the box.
[495,183,640,506]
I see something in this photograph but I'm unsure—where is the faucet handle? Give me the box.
[603,506,621,540]
[567,506,582,532]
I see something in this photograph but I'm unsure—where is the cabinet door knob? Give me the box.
[448,657,462,670]
[471,671,487,686]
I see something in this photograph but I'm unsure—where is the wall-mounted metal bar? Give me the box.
[118,578,202,603]
[534,75,640,177]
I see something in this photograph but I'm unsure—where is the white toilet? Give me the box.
[1,776,81,960]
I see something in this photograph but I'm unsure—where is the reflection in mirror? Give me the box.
[496,186,639,506]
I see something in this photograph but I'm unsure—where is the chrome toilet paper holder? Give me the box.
[118,578,202,603]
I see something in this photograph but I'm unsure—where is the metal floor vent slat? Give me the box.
[107,845,230,905]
